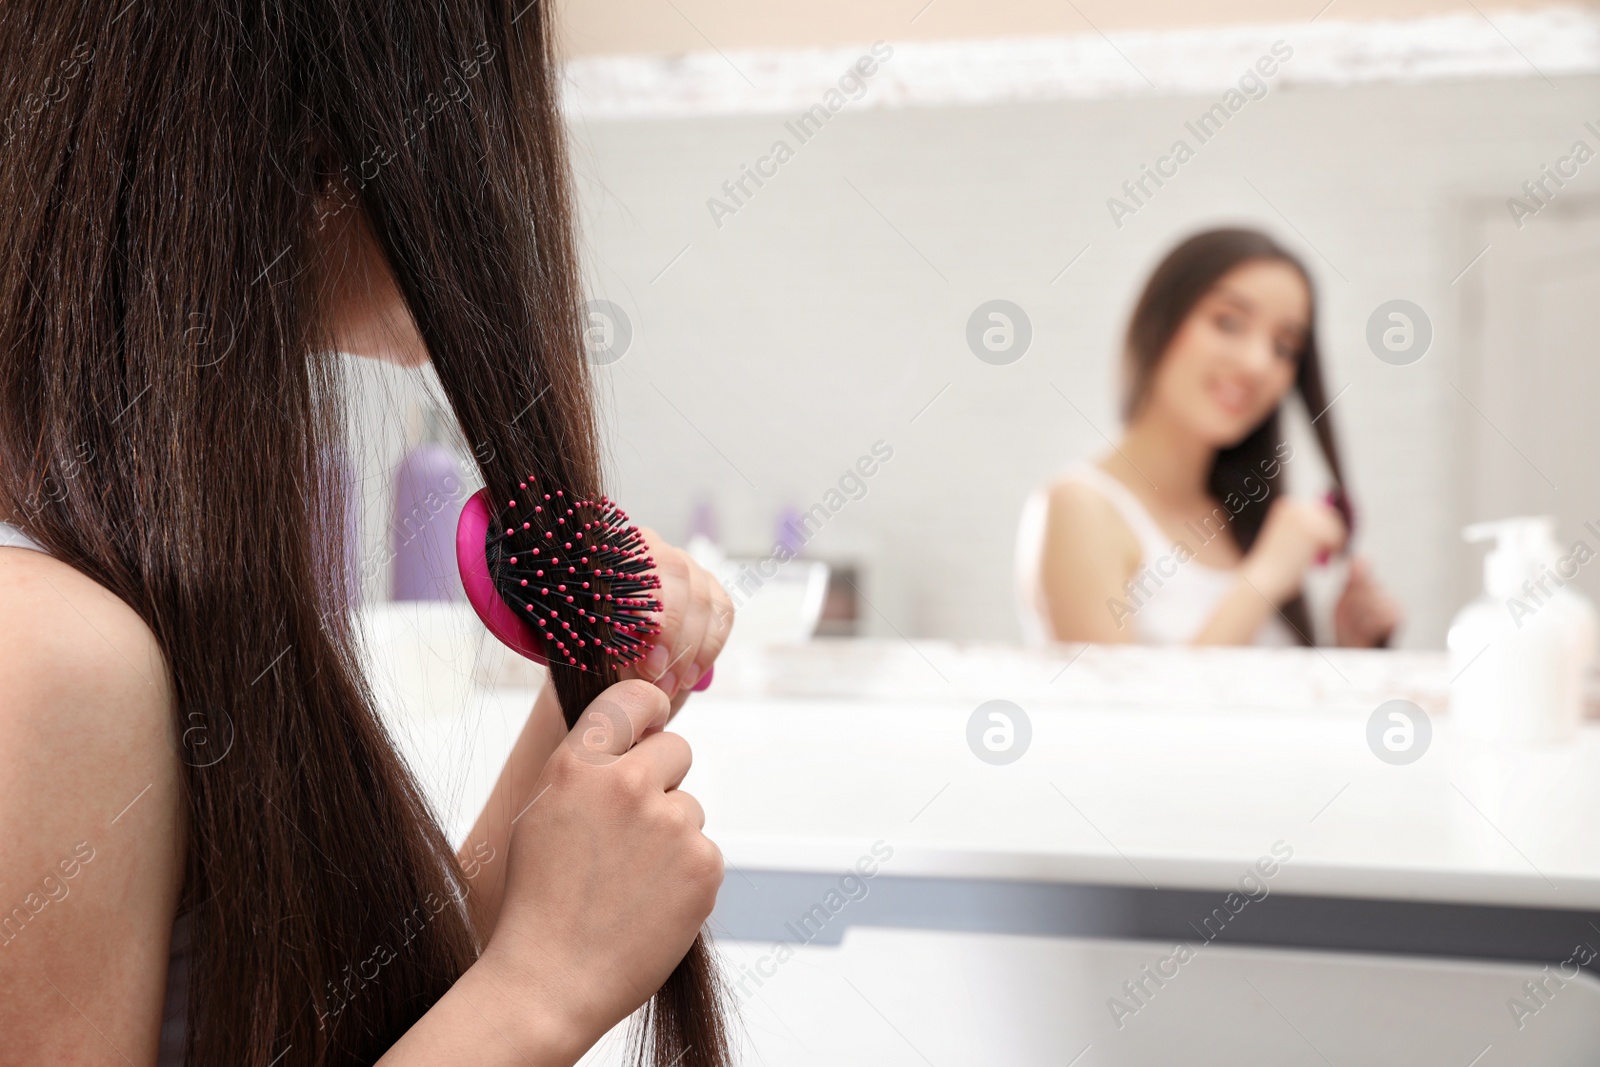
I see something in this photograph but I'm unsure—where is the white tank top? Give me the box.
[1014,463,1296,647]
[0,521,45,552]
[0,521,191,1065]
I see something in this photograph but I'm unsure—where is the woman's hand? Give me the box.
[1241,497,1347,604]
[455,530,734,952]
[625,527,735,711]
[1334,557,1402,648]
[477,679,722,1059]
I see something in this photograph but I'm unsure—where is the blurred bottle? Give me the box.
[775,505,806,558]
[688,497,720,545]
[1448,517,1597,744]
[390,404,469,602]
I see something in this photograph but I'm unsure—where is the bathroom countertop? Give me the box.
[672,692,1600,913]
[373,632,1600,914]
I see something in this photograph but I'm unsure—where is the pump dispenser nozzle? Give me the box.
[1463,516,1560,600]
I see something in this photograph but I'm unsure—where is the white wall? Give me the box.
[568,70,1600,647]
[553,0,1575,57]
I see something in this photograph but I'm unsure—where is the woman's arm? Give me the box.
[1039,482,1143,643]
[392,679,719,1066]
[374,951,586,1066]
[1044,487,1348,647]
[457,671,704,942]
[0,549,185,1066]
[0,549,591,1067]
[1194,498,1347,645]
[457,529,733,942]
[456,682,567,941]
[1333,557,1402,647]
[0,545,720,1067]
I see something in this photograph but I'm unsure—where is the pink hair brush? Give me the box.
[456,483,711,718]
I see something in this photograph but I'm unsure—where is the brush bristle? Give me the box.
[483,483,663,671]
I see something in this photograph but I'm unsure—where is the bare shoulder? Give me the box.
[1044,476,1118,522]
[1042,477,1139,565]
[0,545,175,724]
[0,545,185,1061]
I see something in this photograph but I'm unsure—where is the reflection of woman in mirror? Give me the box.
[1016,227,1401,647]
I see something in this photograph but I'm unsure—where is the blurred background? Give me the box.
[341,10,1600,1060]
[354,0,1600,651]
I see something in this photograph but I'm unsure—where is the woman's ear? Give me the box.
[313,198,430,369]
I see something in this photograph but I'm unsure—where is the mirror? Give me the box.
[376,1,1599,653]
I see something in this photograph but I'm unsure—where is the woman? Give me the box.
[1016,228,1400,647]
[0,4,732,1066]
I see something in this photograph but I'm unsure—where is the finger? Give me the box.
[671,559,712,693]
[1309,500,1344,542]
[1384,595,1403,625]
[1360,595,1398,629]
[1325,507,1350,550]
[1359,610,1395,646]
[667,688,692,720]
[641,534,690,690]
[1328,524,1349,555]
[625,730,693,792]
[565,679,670,760]
[666,789,705,829]
[1380,612,1401,641]
[695,579,736,679]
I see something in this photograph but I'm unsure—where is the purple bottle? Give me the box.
[688,497,720,545]
[390,406,468,601]
[775,506,806,557]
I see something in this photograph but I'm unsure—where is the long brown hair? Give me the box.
[0,3,727,1065]
[1121,227,1345,644]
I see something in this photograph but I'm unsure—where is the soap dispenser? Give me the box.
[1447,517,1597,743]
